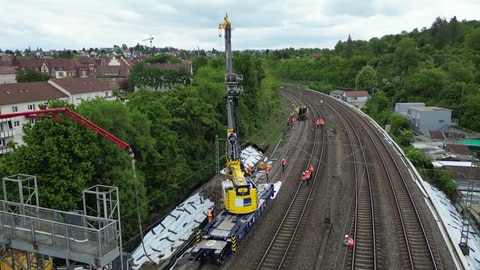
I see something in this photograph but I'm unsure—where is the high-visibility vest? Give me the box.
[281,159,286,166]
[348,238,354,247]
[301,174,306,181]
[265,166,270,174]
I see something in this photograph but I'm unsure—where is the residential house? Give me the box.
[329,90,370,108]
[13,58,86,79]
[148,60,193,75]
[330,90,344,99]
[96,65,129,90]
[78,57,97,77]
[0,66,17,84]
[0,82,68,154]
[48,78,115,105]
[107,57,133,67]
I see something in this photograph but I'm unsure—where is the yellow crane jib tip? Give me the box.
[219,14,231,30]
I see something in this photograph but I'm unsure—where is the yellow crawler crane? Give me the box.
[190,16,275,264]
[219,14,258,214]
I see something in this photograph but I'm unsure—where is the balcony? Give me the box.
[0,147,13,155]
[0,130,15,139]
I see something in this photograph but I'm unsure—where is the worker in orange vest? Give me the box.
[246,165,252,176]
[265,165,270,181]
[301,172,307,187]
[207,206,213,222]
[292,116,297,125]
[344,235,354,247]
[316,119,325,128]
[281,158,286,172]
[305,170,311,186]
[348,237,354,247]
[308,164,313,174]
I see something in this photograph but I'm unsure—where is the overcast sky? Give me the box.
[1,0,477,52]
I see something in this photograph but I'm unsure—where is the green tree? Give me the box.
[459,94,480,131]
[191,66,225,109]
[406,68,447,99]
[361,91,390,123]
[344,35,354,59]
[76,99,150,237]
[355,65,377,91]
[16,68,50,82]
[393,37,422,73]
[465,27,480,51]
[259,70,281,115]
[404,147,433,169]
[0,99,150,240]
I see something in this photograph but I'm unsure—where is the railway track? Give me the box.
[329,94,439,269]
[368,127,439,269]
[179,86,451,270]
[253,90,326,270]
[332,101,377,269]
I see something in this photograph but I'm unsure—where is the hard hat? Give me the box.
[302,172,305,175]
[345,235,348,238]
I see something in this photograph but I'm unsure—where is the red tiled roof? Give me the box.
[444,166,480,179]
[17,59,84,73]
[17,59,47,69]
[0,66,17,75]
[447,144,471,155]
[427,131,446,140]
[49,78,112,94]
[0,82,67,106]
[344,90,369,97]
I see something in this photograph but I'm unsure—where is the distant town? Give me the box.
[0,44,205,154]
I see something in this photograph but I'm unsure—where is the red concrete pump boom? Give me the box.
[0,107,134,158]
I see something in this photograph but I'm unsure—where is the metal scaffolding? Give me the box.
[0,174,123,269]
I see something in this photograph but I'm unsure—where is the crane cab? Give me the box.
[222,164,258,214]
[222,180,257,214]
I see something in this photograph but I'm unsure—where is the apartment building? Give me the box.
[0,82,68,154]
[48,78,115,106]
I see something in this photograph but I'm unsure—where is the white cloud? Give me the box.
[0,0,477,51]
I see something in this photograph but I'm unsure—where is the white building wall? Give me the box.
[0,73,17,84]
[395,103,425,116]
[71,90,115,106]
[0,101,48,149]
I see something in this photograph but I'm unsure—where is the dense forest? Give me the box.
[0,16,478,244]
